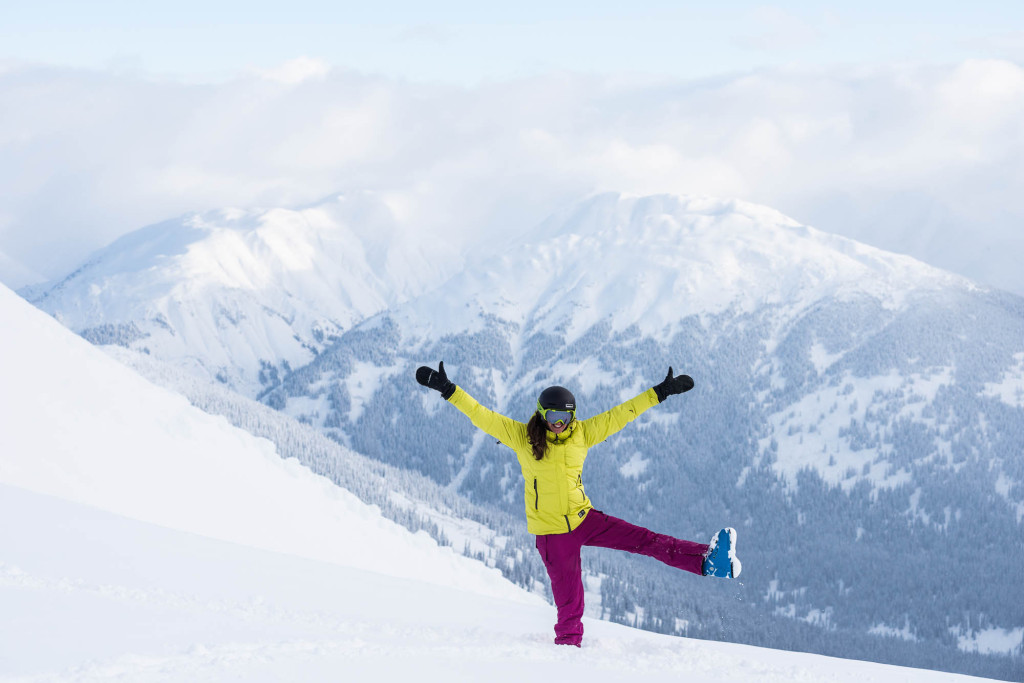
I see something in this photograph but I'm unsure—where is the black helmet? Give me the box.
[537,385,576,411]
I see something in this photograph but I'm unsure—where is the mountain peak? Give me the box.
[426,192,973,343]
[28,192,452,395]
[29,190,976,393]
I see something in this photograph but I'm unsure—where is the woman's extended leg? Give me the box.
[579,509,709,575]
[535,510,710,646]
[535,532,586,645]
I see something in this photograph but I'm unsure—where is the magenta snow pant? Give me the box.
[534,509,709,646]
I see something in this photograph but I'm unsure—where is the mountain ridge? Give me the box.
[28,191,457,395]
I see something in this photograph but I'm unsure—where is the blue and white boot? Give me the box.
[702,527,742,578]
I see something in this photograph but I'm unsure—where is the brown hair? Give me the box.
[527,412,549,460]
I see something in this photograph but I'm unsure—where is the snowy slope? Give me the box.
[0,279,1000,681]
[0,282,515,600]
[26,192,451,396]
[1,484,999,683]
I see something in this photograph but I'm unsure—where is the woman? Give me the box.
[415,361,741,647]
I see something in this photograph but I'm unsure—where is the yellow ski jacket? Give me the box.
[447,386,660,535]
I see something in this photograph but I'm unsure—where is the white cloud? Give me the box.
[1,59,1024,295]
[255,57,331,85]
[964,30,1024,62]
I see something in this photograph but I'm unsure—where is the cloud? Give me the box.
[963,31,1024,62]
[254,57,331,85]
[1,59,1024,295]
[0,245,42,289]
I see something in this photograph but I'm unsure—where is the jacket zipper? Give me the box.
[536,479,572,532]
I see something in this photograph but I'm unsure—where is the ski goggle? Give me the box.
[539,407,574,426]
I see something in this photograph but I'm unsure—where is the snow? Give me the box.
[994,473,1024,524]
[870,621,920,643]
[549,357,621,398]
[387,490,507,560]
[761,368,954,493]
[809,341,844,375]
[280,394,331,427]
[0,283,1004,681]
[619,452,650,479]
[4,485,993,683]
[0,283,518,601]
[951,625,1024,656]
[344,360,404,423]
[27,193,452,396]
[32,192,977,402]
[984,352,1024,408]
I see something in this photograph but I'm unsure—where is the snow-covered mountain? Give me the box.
[0,282,510,597]
[386,192,966,340]
[5,283,1004,682]
[268,191,1011,488]
[260,193,1024,674]
[20,192,1024,678]
[27,192,453,396]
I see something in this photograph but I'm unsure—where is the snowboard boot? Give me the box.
[702,527,742,578]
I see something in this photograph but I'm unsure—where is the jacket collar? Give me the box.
[545,420,577,443]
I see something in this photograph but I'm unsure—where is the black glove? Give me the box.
[653,367,694,403]
[415,361,456,400]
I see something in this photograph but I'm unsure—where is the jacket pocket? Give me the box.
[533,478,539,509]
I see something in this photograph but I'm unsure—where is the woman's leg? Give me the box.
[580,510,709,575]
[535,532,586,645]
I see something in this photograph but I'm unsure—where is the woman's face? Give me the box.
[540,407,574,434]
[547,419,569,434]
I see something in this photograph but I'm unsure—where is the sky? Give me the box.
[4,2,1024,84]
[2,1,1024,293]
